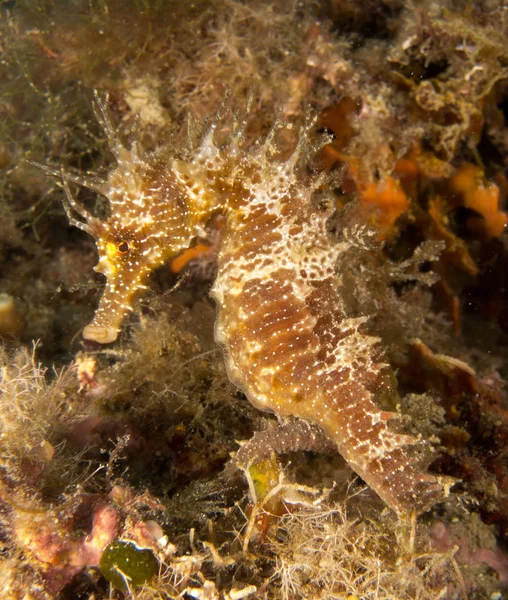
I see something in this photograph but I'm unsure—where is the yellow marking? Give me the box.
[105,242,120,274]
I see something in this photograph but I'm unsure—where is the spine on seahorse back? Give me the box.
[212,140,444,514]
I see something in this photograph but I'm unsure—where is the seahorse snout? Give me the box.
[82,323,120,344]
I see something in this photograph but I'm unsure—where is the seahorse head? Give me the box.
[54,94,238,344]
[61,150,194,344]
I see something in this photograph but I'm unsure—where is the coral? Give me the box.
[355,176,410,240]
[170,242,216,274]
[430,515,508,591]
[450,163,507,238]
[11,495,120,593]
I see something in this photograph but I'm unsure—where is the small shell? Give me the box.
[0,293,24,340]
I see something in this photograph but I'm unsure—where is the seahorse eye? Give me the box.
[118,241,129,254]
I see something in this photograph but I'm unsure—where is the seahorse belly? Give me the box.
[212,180,444,514]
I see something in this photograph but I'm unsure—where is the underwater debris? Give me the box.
[408,338,478,398]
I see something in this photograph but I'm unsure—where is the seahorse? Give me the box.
[50,94,446,514]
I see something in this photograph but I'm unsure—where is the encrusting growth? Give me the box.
[49,93,447,514]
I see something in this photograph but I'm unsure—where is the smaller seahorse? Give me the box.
[47,94,446,514]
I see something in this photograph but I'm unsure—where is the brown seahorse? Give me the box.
[49,95,446,514]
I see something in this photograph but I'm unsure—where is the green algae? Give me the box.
[99,541,159,591]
